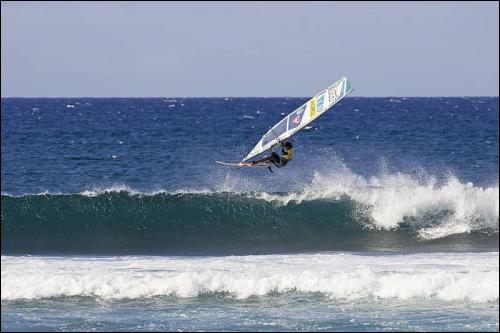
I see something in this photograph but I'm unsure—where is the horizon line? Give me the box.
[1,95,499,99]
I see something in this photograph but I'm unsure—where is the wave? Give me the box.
[1,190,367,253]
[2,253,498,302]
[268,171,499,239]
[1,174,498,254]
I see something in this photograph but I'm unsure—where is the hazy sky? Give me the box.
[1,1,498,97]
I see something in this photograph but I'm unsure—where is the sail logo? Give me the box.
[317,94,325,113]
[288,105,306,130]
[309,97,317,118]
[328,82,342,103]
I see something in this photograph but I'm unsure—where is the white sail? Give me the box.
[242,77,353,162]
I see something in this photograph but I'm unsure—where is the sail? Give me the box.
[242,77,353,162]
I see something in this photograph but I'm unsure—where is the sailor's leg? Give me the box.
[251,154,273,164]
[269,152,282,166]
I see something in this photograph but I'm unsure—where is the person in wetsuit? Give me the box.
[250,141,294,168]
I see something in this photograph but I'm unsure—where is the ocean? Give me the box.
[1,96,499,331]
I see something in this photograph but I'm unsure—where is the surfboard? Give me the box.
[215,161,268,167]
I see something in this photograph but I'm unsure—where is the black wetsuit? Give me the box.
[270,148,294,167]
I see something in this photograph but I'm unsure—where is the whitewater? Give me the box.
[2,252,498,331]
[2,252,498,302]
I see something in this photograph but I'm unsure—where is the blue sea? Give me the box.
[1,96,499,331]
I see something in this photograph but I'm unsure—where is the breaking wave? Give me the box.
[1,171,497,254]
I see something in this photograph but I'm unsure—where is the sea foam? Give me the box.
[248,167,499,239]
[1,252,498,302]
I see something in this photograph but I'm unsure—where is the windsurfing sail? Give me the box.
[242,76,353,162]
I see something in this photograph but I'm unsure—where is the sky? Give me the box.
[1,1,499,97]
